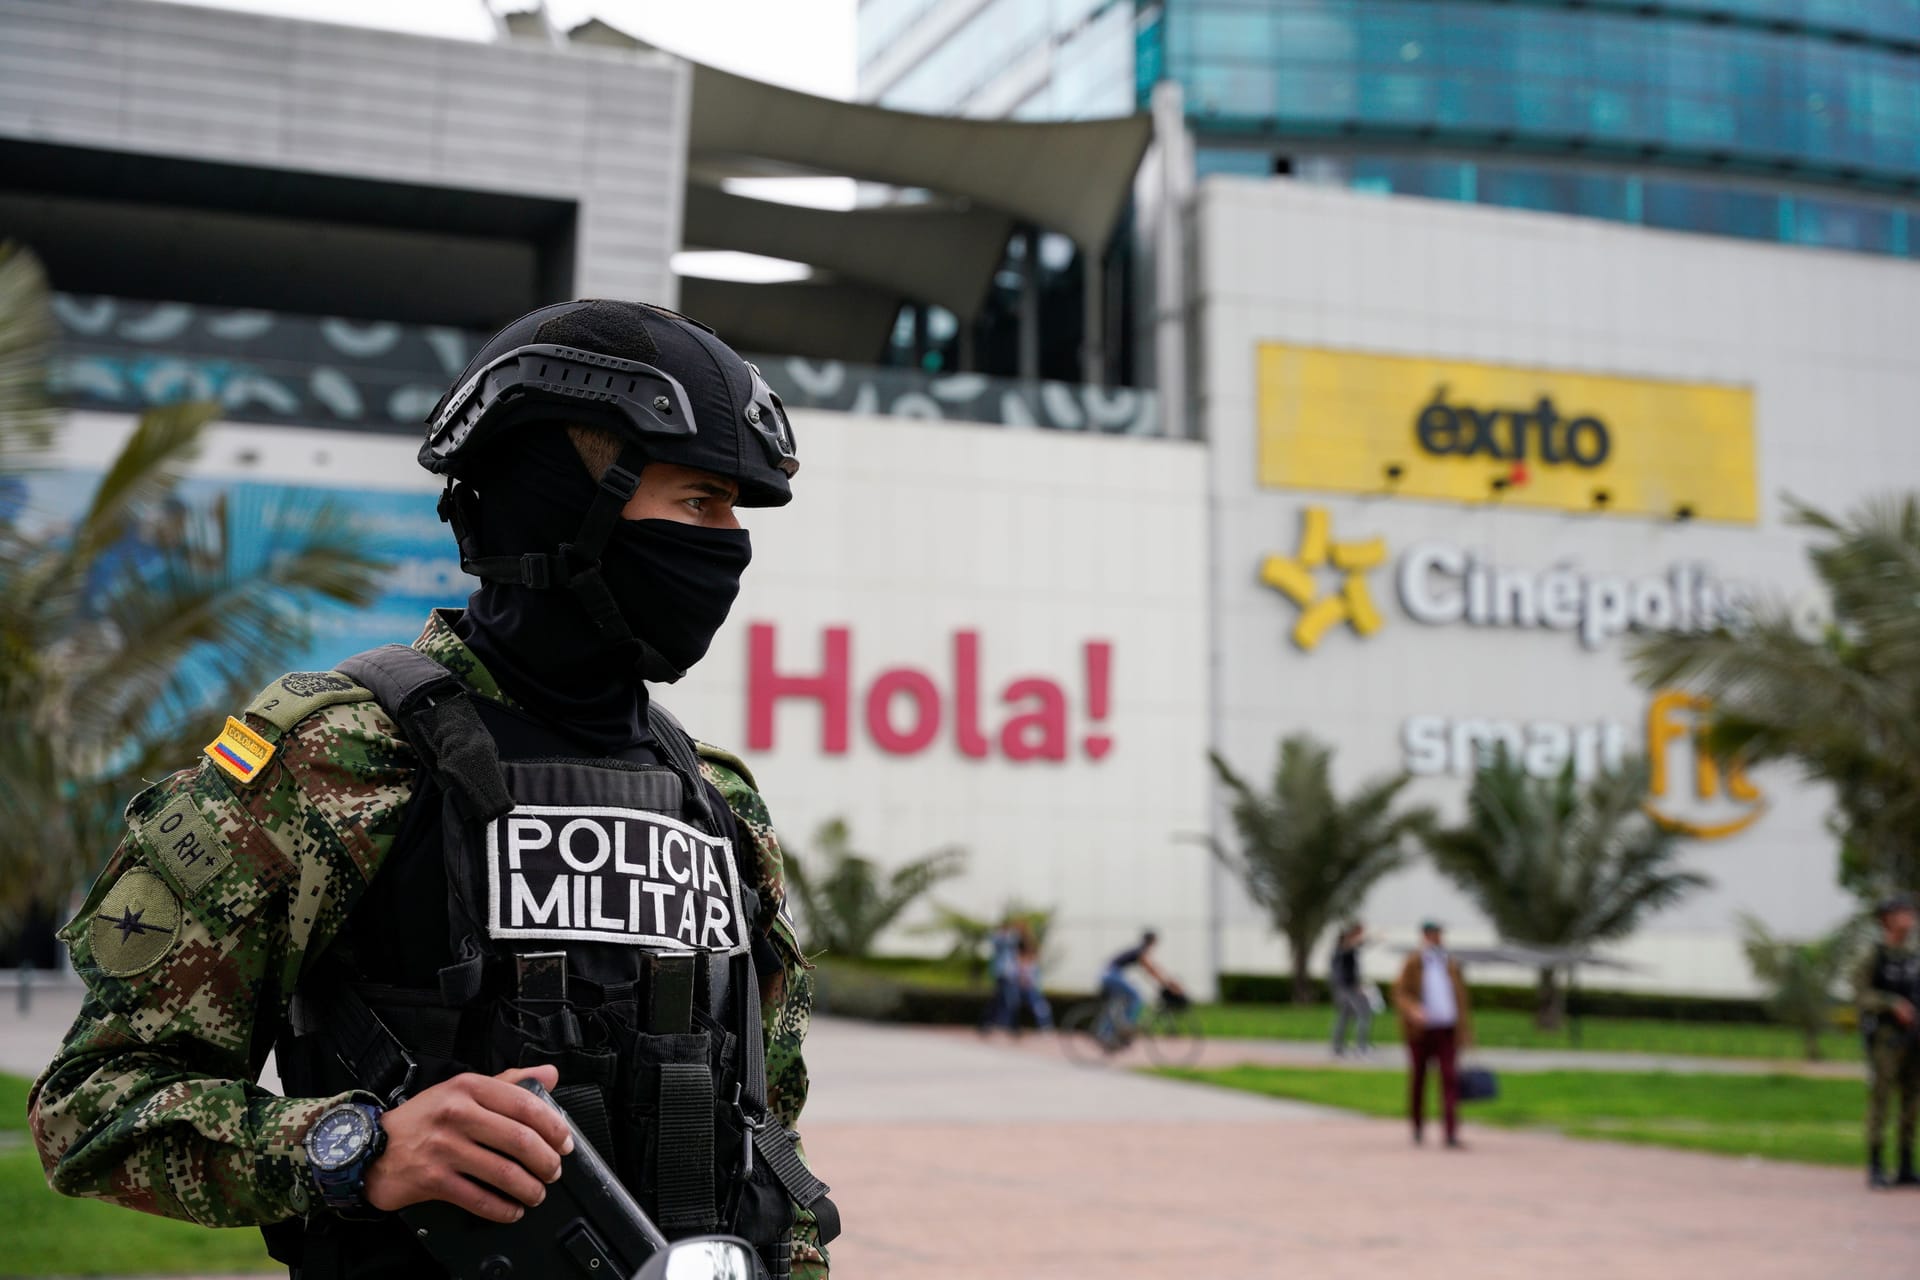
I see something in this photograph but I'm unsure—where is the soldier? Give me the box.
[30,300,838,1276]
[1855,893,1920,1189]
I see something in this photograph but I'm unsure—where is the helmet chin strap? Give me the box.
[441,445,689,683]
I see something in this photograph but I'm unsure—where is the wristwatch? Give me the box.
[304,1101,388,1211]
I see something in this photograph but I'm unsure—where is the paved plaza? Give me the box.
[804,1019,1912,1279]
[5,982,1917,1278]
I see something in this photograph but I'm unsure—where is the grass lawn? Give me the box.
[1195,1003,1860,1063]
[818,953,984,990]
[0,1074,276,1276]
[1155,1064,1866,1167]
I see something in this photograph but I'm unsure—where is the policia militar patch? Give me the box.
[135,794,231,899]
[89,867,181,976]
[487,807,748,953]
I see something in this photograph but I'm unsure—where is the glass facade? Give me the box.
[862,0,1920,260]
[1164,1,1919,186]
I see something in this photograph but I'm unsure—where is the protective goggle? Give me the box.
[744,362,798,477]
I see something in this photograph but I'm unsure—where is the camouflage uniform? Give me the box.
[1855,937,1920,1165]
[30,610,829,1277]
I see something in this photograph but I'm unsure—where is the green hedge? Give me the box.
[1215,971,1775,1024]
[812,962,1091,1026]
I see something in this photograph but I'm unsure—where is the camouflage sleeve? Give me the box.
[29,696,416,1226]
[1856,948,1896,1015]
[697,746,829,1279]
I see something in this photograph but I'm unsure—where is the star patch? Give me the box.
[1260,505,1387,651]
[89,867,181,977]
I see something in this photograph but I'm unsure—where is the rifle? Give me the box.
[402,1080,765,1280]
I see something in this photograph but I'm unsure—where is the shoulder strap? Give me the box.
[242,671,375,741]
[337,644,512,823]
[647,700,716,829]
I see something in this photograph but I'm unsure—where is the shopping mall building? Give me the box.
[3,0,1916,994]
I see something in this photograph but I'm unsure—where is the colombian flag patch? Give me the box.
[205,716,275,785]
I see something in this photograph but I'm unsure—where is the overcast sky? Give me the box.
[143,0,857,99]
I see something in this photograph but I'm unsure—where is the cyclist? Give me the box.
[1099,929,1185,1040]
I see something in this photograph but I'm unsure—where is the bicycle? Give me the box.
[1060,986,1204,1067]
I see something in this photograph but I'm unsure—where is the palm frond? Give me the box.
[1632,492,1920,897]
[1211,733,1429,989]
[0,241,57,473]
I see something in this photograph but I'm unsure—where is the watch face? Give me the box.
[309,1107,372,1171]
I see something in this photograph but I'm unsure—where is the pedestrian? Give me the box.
[29,300,838,1277]
[1013,920,1053,1032]
[979,916,1021,1033]
[1394,919,1473,1148]
[1856,893,1920,1189]
[1330,921,1373,1057]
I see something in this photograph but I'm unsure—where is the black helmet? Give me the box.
[423,299,796,507]
[423,300,795,651]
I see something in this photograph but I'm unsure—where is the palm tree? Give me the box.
[0,242,388,933]
[1209,734,1434,1004]
[782,816,966,959]
[1423,752,1708,1028]
[1739,912,1863,1061]
[1634,496,1920,899]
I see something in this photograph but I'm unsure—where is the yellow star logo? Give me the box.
[1261,506,1387,651]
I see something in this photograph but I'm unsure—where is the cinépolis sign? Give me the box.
[1255,344,1756,522]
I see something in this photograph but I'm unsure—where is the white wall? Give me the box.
[671,412,1215,992]
[57,408,1215,995]
[1196,178,1920,994]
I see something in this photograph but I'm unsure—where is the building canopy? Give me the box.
[568,20,1153,365]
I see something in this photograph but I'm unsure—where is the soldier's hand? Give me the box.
[1895,998,1916,1027]
[364,1065,574,1222]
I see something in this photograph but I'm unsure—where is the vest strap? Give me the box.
[550,1083,618,1173]
[338,645,512,823]
[647,701,715,829]
[732,949,839,1244]
[655,1062,719,1234]
[288,972,419,1106]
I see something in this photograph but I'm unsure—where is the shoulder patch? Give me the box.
[133,792,231,898]
[695,741,758,791]
[89,867,181,977]
[205,716,275,785]
[244,671,373,737]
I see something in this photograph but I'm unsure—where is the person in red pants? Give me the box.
[1393,920,1474,1149]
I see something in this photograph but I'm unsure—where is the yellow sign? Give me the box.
[1256,345,1757,523]
[1260,506,1385,650]
[204,715,275,786]
[1643,690,1764,839]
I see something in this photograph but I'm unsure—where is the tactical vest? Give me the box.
[262,646,835,1279]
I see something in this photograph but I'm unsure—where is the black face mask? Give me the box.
[601,519,752,681]
[457,429,751,746]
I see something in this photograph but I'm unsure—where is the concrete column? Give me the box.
[1081,244,1105,387]
[1018,226,1041,383]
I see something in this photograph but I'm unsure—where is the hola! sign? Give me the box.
[746,624,1115,764]
[1256,344,1757,523]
